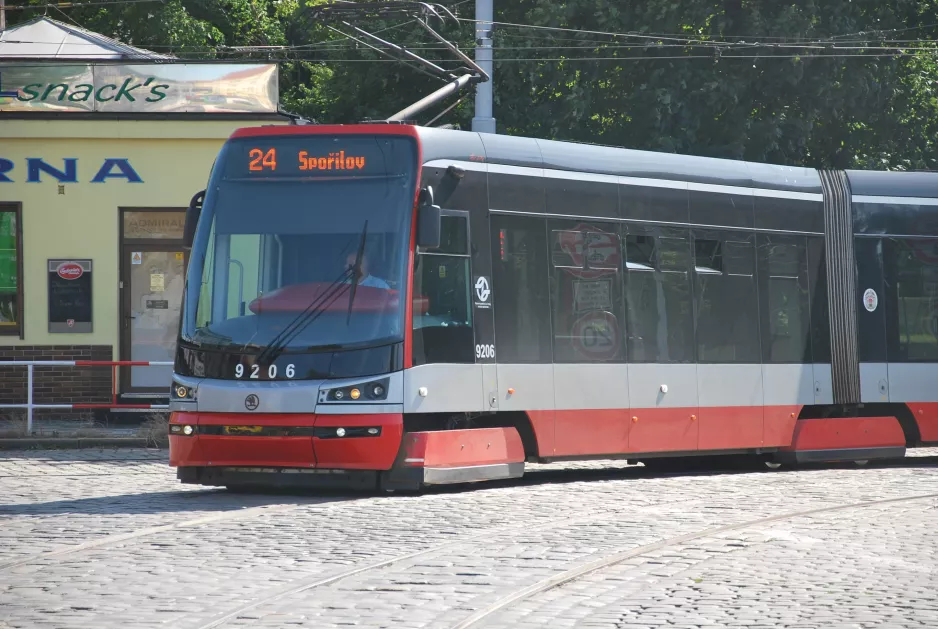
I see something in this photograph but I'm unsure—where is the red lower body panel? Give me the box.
[628,407,698,453]
[780,416,906,452]
[553,409,629,457]
[535,406,802,457]
[314,414,403,470]
[403,427,524,468]
[169,412,403,470]
[906,403,938,443]
[697,406,762,451]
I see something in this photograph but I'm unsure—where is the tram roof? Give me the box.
[415,126,823,195]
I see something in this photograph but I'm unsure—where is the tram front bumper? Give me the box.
[168,411,404,471]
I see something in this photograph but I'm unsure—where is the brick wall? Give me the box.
[0,345,113,421]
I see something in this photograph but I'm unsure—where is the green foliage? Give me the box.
[11,0,938,169]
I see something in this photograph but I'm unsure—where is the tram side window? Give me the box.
[885,237,938,361]
[693,232,760,363]
[412,213,474,365]
[548,221,625,363]
[806,237,831,363]
[622,225,695,363]
[491,215,552,363]
[756,235,811,363]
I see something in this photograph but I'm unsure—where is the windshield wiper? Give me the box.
[254,268,353,366]
[346,219,368,324]
[255,221,371,366]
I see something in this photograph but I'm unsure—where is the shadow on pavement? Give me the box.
[0,486,364,516]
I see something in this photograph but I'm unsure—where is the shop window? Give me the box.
[623,225,695,363]
[885,237,938,361]
[693,231,760,363]
[0,204,22,337]
[412,212,474,365]
[757,235,811,363]
[548,221,625,363]
[491,215,552,363]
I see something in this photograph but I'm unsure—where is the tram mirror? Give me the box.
[417,186,441,249]
[435,165,465,205]
[183,190,205,249]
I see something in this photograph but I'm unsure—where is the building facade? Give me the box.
[0,23,291,418]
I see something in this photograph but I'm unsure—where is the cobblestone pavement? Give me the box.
[0,447,936,629]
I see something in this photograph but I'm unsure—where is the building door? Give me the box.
[119,210,187,396]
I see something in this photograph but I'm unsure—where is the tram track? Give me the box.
[446,491,938,629]
[0,498,302,570]
[185,488,938,629]
[4,456,937,574]
[190,497,700,629]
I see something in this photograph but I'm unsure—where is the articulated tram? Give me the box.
[168,123,938,491]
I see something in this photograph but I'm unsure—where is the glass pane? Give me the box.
[129,251,186,387]
[0,211,16,293]
[492,215,552,362]
[694,232,760,363]
[758,235,811,363]
[549,220,624,363]
[890,238,938,361]
[807,237,831,363]
[424,215,468,256]
[551,230,582,268]
[0,293,17,326]
[412,254,473,364]
[624,226,694,363]
[123,211,186,240]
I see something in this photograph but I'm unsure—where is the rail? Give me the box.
[0,360,173,432]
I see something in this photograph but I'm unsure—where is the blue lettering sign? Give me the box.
[0,159,13,183]
[91,158,143,183]
[27,158,78,183]
[0,157,142,183]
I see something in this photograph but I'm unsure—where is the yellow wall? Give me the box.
[0,117,288,357]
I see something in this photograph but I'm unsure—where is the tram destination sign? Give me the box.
[0,63,278,113]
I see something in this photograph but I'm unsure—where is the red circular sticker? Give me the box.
[56,262,83,280]
[571,311,620,360]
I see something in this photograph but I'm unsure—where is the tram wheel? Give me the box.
[764,461,783,470]
[854,459,869,466]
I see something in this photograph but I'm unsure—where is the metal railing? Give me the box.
[0,360,173,432]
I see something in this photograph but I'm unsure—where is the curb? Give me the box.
[0,437,158,450]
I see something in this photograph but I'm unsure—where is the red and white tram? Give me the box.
[168,123,938,491]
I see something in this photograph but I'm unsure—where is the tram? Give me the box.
[168,122,938,491]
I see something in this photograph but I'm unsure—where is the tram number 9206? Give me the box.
[235,363,297,380]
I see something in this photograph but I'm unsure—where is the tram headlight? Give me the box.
[171,381,196,401]
[336,427,346,437]
[321,377,390,403]
[170,424,196,436]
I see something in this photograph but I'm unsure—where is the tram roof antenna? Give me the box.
[309,1,488,124]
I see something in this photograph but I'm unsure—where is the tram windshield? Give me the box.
[179,134,418,353]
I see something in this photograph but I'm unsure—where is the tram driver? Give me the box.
[346,251,390,289]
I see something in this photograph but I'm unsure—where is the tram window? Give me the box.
[806,237,831,363]
[693,231,760,363]
[548,221,625,363]
[885,237,938,361]
[412,212,474,365]
[491,215,552,363]
[757,235,811,363]
[623,225,695,363]
[422,214,468,256]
